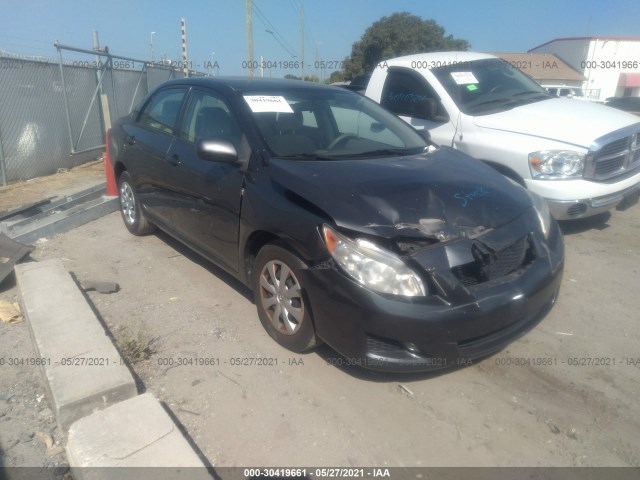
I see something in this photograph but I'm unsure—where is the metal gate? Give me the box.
[0,44,203,185]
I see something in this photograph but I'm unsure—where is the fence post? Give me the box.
[56,44,75,155]
[0,126,7,186]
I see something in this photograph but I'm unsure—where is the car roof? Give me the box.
[383,51,496,66]
[157,76,344,94]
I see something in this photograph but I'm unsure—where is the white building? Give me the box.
[529,36,640,101]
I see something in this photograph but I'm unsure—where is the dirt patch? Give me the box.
[0,158,106,213]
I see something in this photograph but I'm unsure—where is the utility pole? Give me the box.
[92,30,102,76]
[246,0,254,78]
[300,4,304,81]
[150,31,156,63]
[181,18,189,77]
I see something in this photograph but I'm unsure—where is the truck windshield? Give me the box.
[431,59,551,115]
[244,88,427,160]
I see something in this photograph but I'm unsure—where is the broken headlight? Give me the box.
[322,225,427,297]
[528,150,585,179]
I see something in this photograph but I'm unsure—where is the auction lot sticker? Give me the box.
[244,95,294,113]
[450,71,479,85]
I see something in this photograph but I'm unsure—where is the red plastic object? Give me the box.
[105,129,118,196]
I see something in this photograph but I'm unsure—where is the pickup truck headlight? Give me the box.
[529,150,585,179]
[322,225,427,297]
[528,191,552,238]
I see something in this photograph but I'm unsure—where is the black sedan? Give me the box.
[108,77,564,372]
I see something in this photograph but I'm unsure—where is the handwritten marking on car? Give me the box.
[454,186,489,207]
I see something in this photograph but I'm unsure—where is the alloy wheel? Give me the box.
[120,182,136,225]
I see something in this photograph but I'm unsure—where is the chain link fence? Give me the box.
[0,49,203,185]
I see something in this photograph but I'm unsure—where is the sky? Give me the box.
[1,0,639,79]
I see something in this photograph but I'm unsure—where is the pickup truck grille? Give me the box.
[588,131,640,181]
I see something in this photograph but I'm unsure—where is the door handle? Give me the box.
[169,154,181,167]
[125,135,136,146]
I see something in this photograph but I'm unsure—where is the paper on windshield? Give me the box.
[450,72,479,85]
[243,95,294,113]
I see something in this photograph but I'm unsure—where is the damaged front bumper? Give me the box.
[301,209,564,372]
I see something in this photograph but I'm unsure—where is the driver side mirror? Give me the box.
[417,129,431,144]
[419,98,439,120]
[195,139,239,163]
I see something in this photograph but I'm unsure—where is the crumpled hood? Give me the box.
[269,147,533,241]
[472,98,639,148]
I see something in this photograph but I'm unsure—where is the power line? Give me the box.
[251,1,299,57]
[252,1,297,56]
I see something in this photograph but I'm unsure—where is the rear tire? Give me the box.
[118,171,156,236]
[252,244,321,352]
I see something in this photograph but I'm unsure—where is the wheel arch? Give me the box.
[114,161,127,182]
[242,230,313,288]
[481,160,527,187]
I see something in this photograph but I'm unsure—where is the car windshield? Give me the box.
[431,58,551,115]
[242,88,427,159]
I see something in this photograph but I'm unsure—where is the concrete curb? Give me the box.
[67,393,211,477]
[15,258,137,432]
[16,258,212,474]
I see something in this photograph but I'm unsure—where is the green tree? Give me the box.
[284,73,320,82]
[327,70,347,84]
[342,12,469,79]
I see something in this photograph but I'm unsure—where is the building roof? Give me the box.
[492,53,586,82]
[529,36,640,52]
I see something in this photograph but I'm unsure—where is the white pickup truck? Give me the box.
[365,52,640,220]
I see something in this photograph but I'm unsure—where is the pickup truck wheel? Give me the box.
[253,244,321,353]
[118,171,156,236]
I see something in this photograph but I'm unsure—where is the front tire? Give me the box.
[252,244,321,352]
[118,171,156,236]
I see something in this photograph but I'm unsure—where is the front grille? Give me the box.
[589,131,640,180]
[599,137,628,157]
[594,155,625,177]
[451,236,532,287]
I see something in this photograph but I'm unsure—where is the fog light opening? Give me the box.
[567,202,587,217]
[404,342,422,357]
